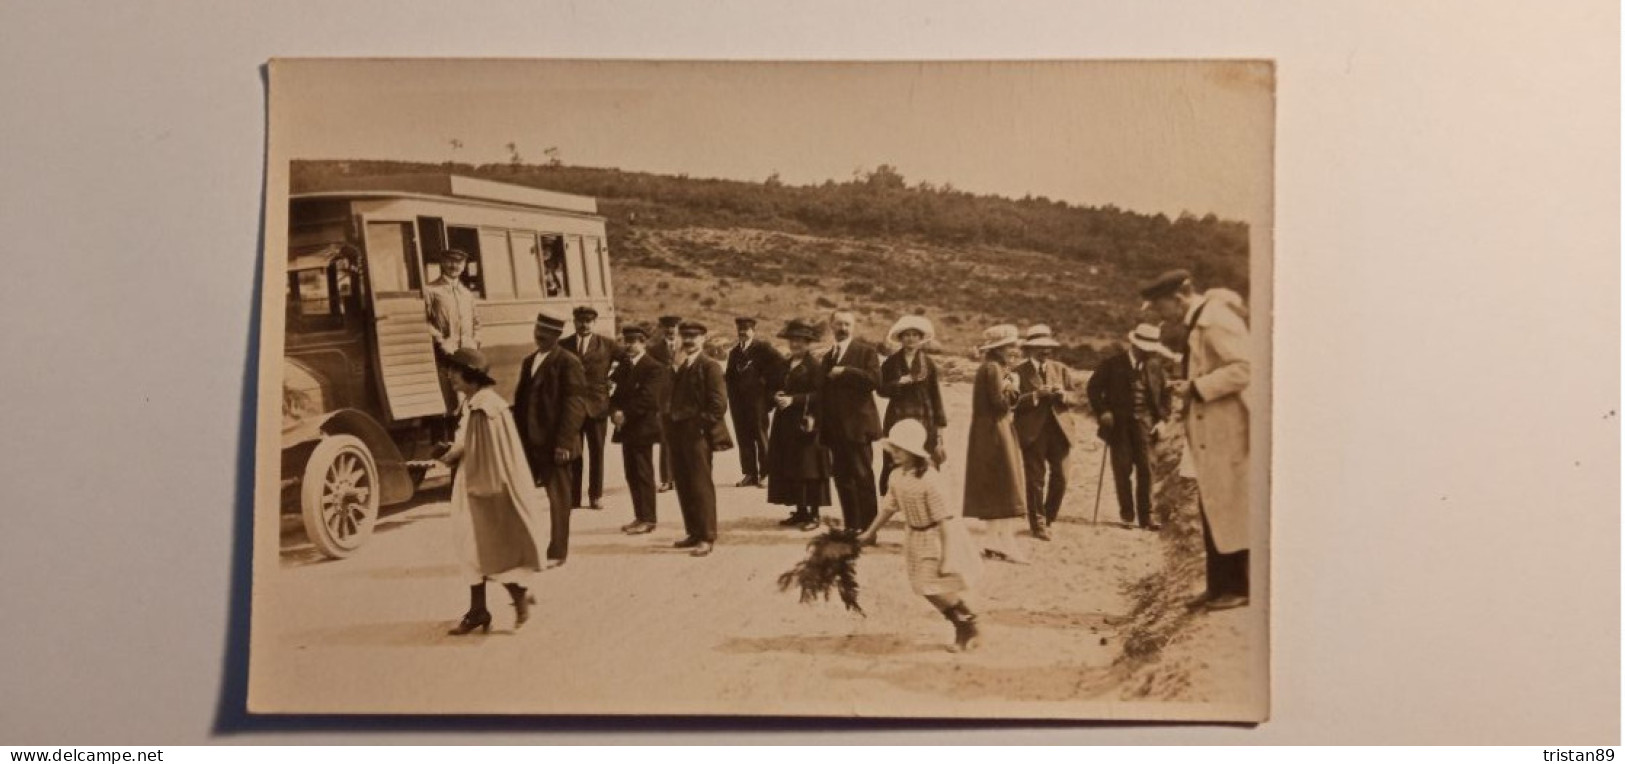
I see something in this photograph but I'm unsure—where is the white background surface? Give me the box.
[0,0,1617,744]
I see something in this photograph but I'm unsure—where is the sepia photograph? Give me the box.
[250,58,1274,721]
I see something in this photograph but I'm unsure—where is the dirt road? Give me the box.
[255,381,1254,718]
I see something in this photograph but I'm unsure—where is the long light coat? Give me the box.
[1184,289,1253,554]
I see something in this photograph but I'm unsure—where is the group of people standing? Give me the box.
[420,244,1253,639]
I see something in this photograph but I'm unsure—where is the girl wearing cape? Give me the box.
[436,348,551,635]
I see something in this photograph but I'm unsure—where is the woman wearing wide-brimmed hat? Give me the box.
[962,324,1030,564]
[766,319,833,531]
[877,314,948,496]
[434,348,549,635]
[858,419,983,652]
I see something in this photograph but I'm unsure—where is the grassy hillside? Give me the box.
[611,226,1141,370]
[290,159,1250,368]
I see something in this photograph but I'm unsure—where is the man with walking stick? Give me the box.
[1085,323,1177,531]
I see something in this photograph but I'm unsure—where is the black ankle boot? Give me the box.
[947,603,981,653]
[449,583,492,635]
[503,582,536,629]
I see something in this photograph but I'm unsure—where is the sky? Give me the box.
[273,59,1273,224]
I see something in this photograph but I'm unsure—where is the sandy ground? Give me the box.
[255,381,1259,718]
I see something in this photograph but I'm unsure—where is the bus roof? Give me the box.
[291,174,598,215]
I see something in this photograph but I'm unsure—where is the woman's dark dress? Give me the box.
[765,356,832,508]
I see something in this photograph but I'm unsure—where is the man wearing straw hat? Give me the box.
[1013,324,1084,540]
[1086,323,1178,532]
[512,309,589,565]
[1140,269,1253,612]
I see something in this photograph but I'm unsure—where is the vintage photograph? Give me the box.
[250,59,1273,720]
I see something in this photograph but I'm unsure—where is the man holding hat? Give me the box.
[1140,269,1253,611]
[725,316,786,488]
[1086,323,1177,532]
[663,321,731,557]
[1013,324,1084,540]
[609,322,672,535]
[561,305,623,510]
[424,248,481,354]
[512,309,589,564]
[647,315,683,493]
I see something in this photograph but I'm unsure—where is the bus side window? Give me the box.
[478,228,515,299]
[417,217,448,261]
[540,235,568,297]
[589,236,610,298]
[364,221,421,295]
[565,235,589,296]
[512,231,542,299]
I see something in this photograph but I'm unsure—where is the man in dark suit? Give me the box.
[643,313,682,490]
[647,315,682,367]
[512,310,589,564]
[1013,324,1085,540]
[610,322,671,536]
[663,321,731,557]
[1085,323,1175,531]
[646,315,682,493]
[817,310,883,533]
[560,305,622,510]
[724,316,786,488]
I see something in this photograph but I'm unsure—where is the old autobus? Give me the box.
[281,174,615,558]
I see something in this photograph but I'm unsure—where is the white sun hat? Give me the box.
[887,314,936,345]
[1128,323,1181,360]
[1022,324,1061,348]
[883,418,932,458]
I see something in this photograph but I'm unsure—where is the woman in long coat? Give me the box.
[962,324,1030,564]
[765,319,832,531]
[436,348,549,635]
[877,314,947,495]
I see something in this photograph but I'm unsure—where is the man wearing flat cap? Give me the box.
[1085,323,1177,532]
[647,315,683,492]
[1014,324,1085,540]
[512,310,589,565]
[424,249,481,354]
[1141,269,1253,612]
[663,321,731,557]
[725,316,786,488]
[560,305,623,510]
[609,322,671,536]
